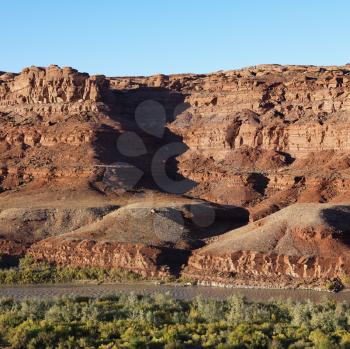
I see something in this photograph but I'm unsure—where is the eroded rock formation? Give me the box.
[183,204,350,286]
[28,240,173,277]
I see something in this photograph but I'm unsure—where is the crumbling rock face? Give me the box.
[0,239,27,257]
[107,65,350,215]
[183,252,348,287]
[163,65,350,213]
[24,201,247,276]
[0,65,108,114]
[0,66,118,191]
[28,239,173,277]
[48,203,247,248]
[2,64,350,210]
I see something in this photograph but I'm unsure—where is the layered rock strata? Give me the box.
[28,240,178,277]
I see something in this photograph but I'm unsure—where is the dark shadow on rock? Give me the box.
[0,254,21,268]
[276,151,295,165]
[92,87,196,193]
[92,85,249,245]
[180,202,249,241]
[158,247,191,277]
[321,205,350,244]
[153,202,249,248]
[247,173,270,196]
[89,85,252,276]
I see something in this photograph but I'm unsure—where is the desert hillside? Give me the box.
[184,203,350,288]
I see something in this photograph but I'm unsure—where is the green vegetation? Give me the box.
[0,294,349,348]
[0,256,349,347]
[325,278,344,293]
[0,256,142,285]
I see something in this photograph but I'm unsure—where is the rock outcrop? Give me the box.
[107,64,350,220]
[27,201,248,276]
[0,65,108,113]
[183,204,350,286]
[28,240,174,277]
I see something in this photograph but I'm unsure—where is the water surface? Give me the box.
[0,282,349,302]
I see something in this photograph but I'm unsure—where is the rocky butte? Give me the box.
[0,64,350,289]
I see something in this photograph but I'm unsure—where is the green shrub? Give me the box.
[0,289,348,347]
[325,278,344,292]
[0,256,142,285]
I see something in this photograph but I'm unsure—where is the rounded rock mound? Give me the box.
[184,203,350,287]
[28,201,248,277]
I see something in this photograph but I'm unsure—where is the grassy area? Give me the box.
[0,256,142,285]
[0,294,349,348]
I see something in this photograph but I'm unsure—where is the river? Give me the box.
[0,282,350,302]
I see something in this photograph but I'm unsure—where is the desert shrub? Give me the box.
[325,278,344,292]
[190,296,226,323]
[0,256,142,285]
[0,294,348,348]
[309,329,338,349]
[339,273,350,288]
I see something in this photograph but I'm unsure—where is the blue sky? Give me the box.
[2,0,350,76]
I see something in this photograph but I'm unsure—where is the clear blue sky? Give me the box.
[2,0,350,76]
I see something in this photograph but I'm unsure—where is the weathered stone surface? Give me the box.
[183,252,348,288]
[28,239,171,277]
[0,240,27,256]
[0,65,108,113]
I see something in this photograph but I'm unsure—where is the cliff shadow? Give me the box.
[93,86,196,194]
[321,205,350,244]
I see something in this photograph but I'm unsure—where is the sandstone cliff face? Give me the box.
[0,66,118,191]
[106,65,350,218]
[183,251,348,286]
[0,65,108,113]
[165,65,350,215]
[24,201,246,276]
[2,64,350,207]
